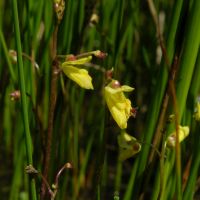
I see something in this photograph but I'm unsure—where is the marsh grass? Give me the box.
[0,0,200,200]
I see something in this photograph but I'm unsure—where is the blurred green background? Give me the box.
[1,0,200,199]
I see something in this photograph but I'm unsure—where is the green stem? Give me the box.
[131,0,184,198]
[175,0,200,119]
[170,1,200,197]
[12,0,37,199]
[0,30,16,83]
[93,107,106,199]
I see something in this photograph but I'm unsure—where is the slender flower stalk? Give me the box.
[41,0,65,197]
[0,31,16,82]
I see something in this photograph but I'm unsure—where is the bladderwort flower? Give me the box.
[61,55,94,90]
[166,125,190,148]
[104,79,135,129]
[118,131,141,161]
[194,98,200,121]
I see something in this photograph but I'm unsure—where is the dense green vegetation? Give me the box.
[0,0,200,199]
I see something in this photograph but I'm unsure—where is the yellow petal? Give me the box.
[63,56,92,65]
[104,82,133,129]
[166,125,190,148]
[105,84,134,94]
[110,106,128,129]
[62,65,93,89]
[121,85,134,92]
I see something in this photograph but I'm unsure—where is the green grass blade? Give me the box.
[12,0,37,199]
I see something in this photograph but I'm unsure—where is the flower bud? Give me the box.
[10,90,21,101]
[118,131,141,161]
[194,99,200,121]
[166,125,189,148]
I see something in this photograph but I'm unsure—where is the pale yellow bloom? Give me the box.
[104,79,134,129]
[118,131,141,161]
[166,125,190,148]
[61,56,93,90]
[194,101,200,121]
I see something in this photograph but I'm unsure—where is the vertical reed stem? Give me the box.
[12,0,37,199]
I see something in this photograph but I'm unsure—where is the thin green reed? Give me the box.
[159,152,175,200]
[12,0,37,199]
[40,0,54,130]
[183,124,200,200]
[183,50,200,200]
[175,0,200,197]
[166,0,200,197]
[60,0,73,53]
[153,0,200,199]
[9,141,24,200]
[136,0,184,180]
[9,113,25,199]
[0,30,16,83]
[123,0,184,199]
[76,133,94,196]
[2,0,200,199]
[174,0,200,120]
[74,89,85,171]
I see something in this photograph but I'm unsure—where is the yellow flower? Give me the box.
[61,56,94,90]
[166,125,190,148]
[104,79,134,129]
[194,100,200,121]
[118,131,141,161]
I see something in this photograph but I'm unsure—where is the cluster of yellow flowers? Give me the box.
[60,51,191,161]
[103,79,141,161]
[60,51,135,130]
[60,51,141,160]
[61,53,135,127]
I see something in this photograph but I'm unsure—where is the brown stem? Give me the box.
[147,0,182,197]
[54,162,72,188]
[148,57,178,164]
[182,157,192,190]
[41,25,59,199]
[147,0,180,164]
[51,163,72,200]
